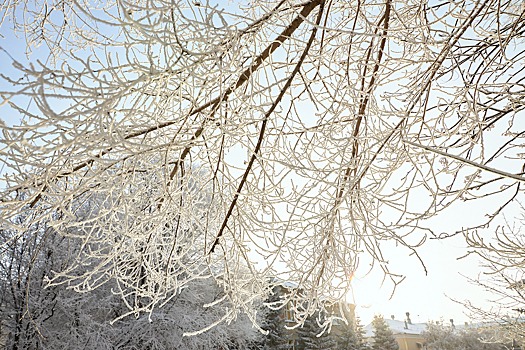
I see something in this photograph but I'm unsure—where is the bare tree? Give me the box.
[423,321,510,350]
[462,205,525,346]
[0,211,60,350]
[0,207,262,349]
[1,0,525,330]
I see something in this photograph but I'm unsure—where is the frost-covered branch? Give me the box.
[0,0,524,332]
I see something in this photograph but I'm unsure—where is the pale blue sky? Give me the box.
[351,194,523,325]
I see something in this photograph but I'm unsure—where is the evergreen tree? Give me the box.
[337,316,369,350]
[297,312,337,350]
[297,314,317,350]
[262,286,291,350]
[355,317,370,349]
[371,315,399,350]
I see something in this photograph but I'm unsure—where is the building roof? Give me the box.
[280,280,299,289]
[364,319,428,338]
[268,277,299,290]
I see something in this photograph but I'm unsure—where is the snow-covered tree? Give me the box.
[337,316,369,350]
[0,208,262,350]
[261,285,292,350]
[371,315,399,350]
[422,322,462,350]
[0,212,68,350]
[296,310,337,350]
[423,321,509,350]
[462,206,525,347]
[1,0,525,333]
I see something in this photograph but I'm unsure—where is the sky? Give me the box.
[351,235,483,325]
[349,194,523,326]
